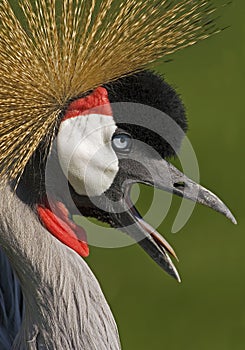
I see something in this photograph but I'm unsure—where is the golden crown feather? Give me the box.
[0,0,221,183]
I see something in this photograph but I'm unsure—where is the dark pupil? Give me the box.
[120,136,126,144]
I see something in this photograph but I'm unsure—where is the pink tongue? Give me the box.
[37,199,89,257]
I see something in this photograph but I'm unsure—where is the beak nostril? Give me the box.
[173,182,186,190]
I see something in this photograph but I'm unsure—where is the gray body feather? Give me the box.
[0,186,121,349]
[0,248,23,349]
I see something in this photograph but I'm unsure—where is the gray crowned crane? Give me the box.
[0,0,236,349]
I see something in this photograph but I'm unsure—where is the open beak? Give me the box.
[111,157,236,282]
[70,147,236,281]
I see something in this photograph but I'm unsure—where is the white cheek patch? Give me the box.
[57,114,119,197]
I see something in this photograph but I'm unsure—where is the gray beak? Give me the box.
[114,156,236,282]
[150,159,237,225]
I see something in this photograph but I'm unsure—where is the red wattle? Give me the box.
[37,200,89,258]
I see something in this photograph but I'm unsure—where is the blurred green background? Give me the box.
[9,0,245,349]
[86,2,245,350]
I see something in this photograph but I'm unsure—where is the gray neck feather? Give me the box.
[0,186,121,349]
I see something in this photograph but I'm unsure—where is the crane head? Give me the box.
[1,1,236,282]
[21,71,236,282]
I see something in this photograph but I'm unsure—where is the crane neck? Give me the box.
[0,186,120,349]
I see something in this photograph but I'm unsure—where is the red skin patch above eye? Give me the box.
[37,199,89,258]
[63,86,112,121]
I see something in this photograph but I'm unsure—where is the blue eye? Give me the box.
[112,133,132,153]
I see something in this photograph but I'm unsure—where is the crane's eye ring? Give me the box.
[112,133,132,153]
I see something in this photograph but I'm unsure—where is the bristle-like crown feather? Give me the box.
[0,0,221,182]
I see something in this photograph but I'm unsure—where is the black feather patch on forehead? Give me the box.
[104,70,187,158]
